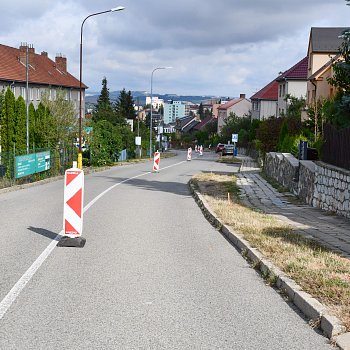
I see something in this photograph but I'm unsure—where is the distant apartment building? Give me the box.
[0,43,86,116]
[146,96,164,110]
[163,100,190,124]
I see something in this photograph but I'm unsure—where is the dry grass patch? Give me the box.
[216,156,242,164]
[193,172,350,330]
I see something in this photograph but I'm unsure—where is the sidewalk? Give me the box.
[236,156,350,259]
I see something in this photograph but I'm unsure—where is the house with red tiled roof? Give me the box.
[217,94,251,135]
[250,81,278,120]
[0,43,86,116]
[276,56,308,117]
[193,115,216,132]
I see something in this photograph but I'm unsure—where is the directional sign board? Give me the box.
[15,151,51,179]
[15,154,36,178]
[36,151,51,172]
[232,134,239,143]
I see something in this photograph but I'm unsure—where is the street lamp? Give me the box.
[149,66,172,158]
[78,6,125,169]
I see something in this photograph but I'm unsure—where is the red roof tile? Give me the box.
[0,44,86,88]
[277,56,308,81]
[194,116,215,130]
[250,80,278,100]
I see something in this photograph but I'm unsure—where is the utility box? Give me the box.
[299,140,308,160]
[307,148,319,160]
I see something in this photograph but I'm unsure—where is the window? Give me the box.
[20,87,26,98]
[37,88,40,100]
[49,89,52,100]
[279,85,282,97]
[282,84,286,97]
[11,85,15,95]
[65,91,68,101]
[30,88,34,101]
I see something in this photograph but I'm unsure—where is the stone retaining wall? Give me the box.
[264,153,350,218]
[314,162,350,218]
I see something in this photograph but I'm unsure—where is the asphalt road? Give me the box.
[0,151,332,349]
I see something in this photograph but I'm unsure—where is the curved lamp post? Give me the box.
[78,6,125,169]
[149,66,172,158]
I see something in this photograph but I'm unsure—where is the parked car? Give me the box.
[215,143,225,153]
[222,144,234,156]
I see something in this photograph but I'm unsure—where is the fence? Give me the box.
[0,147,75,189]
[322,124,350,170]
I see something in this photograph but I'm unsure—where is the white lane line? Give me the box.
[0,234,62,319]
[0,158,187,320]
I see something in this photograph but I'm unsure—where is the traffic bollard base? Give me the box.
[57,236,86,248]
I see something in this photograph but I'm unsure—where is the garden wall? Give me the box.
[264,153,350,219]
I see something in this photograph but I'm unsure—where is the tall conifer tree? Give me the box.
[14,96,27,152]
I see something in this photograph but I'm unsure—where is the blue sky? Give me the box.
[0,0,349,98]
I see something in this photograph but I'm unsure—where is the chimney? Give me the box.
[18,43,35,68]
[239,94,246,99]
[55,53,67,74]
[41,51,48,57]
[19,43,27,64]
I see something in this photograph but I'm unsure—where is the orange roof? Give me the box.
[0,44,86,89]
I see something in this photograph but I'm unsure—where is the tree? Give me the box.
[325,28,350,129]
[0,88,16,177]
[35,102,52,148]
[40,89,77,148]
[198,103,204,119]
[14,96,27,152]
[28,102,36,150]
[114,88,135,124]
[220,113,251,143]
[285,94,306,120]
[90,120,123,165]
[328,29,350,94]
[93,77,115,123]
[0,88,16,154]
[256,117,283,154]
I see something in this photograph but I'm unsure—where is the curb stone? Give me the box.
[188,180,350,349]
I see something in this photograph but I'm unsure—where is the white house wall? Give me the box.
[0,83,82,116]
[278,81,307,116]
[217,99,252,134]
[259,100,277,120]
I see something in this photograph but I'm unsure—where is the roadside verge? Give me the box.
[189,179,350,350]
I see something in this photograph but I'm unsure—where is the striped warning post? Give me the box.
[63,167,84,238]
[199,145,203,156]
[187,147,192,161]
[153,151,160,172]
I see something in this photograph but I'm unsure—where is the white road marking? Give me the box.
[0,158,188,320]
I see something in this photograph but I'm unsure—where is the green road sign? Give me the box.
[15,151,51,179]
[36,151,51,173]
[15,154,36,178]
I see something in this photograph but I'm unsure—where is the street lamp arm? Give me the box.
[78,6,125,170]
[149,66,173,157]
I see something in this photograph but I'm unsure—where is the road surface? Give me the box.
[0,151,332,349]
